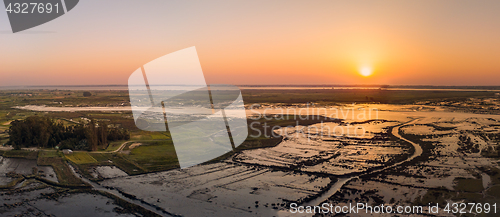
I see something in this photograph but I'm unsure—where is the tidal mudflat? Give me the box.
[326,116,500,217]
[3,101,500,216]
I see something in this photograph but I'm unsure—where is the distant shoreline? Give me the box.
[1,84,500,91]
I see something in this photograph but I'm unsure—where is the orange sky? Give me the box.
[1,1,499,86]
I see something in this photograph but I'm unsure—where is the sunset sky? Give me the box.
[1,0,499,86]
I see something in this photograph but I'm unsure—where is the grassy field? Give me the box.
[38,150,59,158]
[130,131,171,140]
[64,140,179,177]
[104,141,126,152]
[87,153,146,175]
[123,141,179,172]
[65,152,98,164]
[3,150,38,160]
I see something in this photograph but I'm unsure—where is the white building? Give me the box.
[62,149,73,155]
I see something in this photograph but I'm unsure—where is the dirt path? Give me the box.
[93,139,168,154]
[112,141,129,153]
[93,141,130,154]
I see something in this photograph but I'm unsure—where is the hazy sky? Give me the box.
[1,0,499,86]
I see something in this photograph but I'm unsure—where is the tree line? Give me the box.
[7,116,130,151]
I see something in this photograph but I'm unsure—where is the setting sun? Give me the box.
[359,67,373,77]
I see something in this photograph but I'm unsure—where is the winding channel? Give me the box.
[303,118,422,207]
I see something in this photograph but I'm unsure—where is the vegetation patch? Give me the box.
[123,141,179,172]
[454,178,484,192]
[65,152,98,164]
[3,150,38,160]
[89,153,146,175]
[38,150,60,158]
[130,131,171,140]
[104,141,126,152]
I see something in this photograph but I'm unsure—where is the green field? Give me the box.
[104,141,126,152]
[130,131,171,140]
[88,153,145,175]
[3,150,38,160]
[124,141,179,172]
[65,152,98,164]
[38,150,59,158]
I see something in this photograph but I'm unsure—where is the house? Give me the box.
[62,149,73,155]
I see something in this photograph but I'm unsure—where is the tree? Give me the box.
[8,116,60,148]
[8,116,129,151]
[85,119,99,151]
[83,91,92,97]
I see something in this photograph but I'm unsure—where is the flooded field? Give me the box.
[0,157,58,184]
[101,163,332,216]
[0,182,135,217]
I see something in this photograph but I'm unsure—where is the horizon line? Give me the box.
[2,84,500,88]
